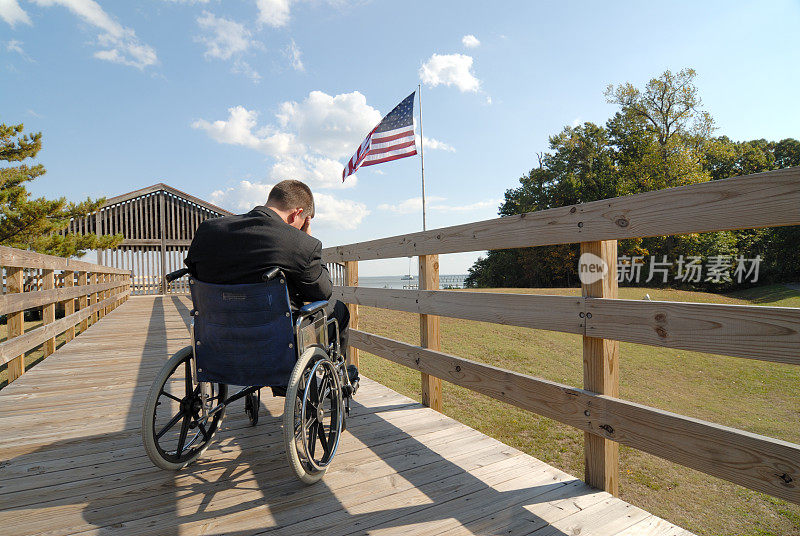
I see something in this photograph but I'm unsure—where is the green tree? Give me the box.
[0,122,120,257]
[605,68,712,193]
[467,68,800,290]
[467,124,615,289]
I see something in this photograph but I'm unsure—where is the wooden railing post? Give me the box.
[581,240,619,495]
[109,274,115,311]
[63,270,75,342]
[43,269,56,356]
[98,273,104,319]
[6,267,25,383]
[344,260,359,368]
[111,274,116,309]
[108,274,115,311]
[90,272,98,324]
[100,273,108,317]
[419,254,442,412]
[78,271,88,332]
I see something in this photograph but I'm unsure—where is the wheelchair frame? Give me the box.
[186,293,344,426]
[141,267,357,484]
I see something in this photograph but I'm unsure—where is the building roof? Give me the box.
[101,183,233,216]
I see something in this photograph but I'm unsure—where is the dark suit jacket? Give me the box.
[185,206,332,308]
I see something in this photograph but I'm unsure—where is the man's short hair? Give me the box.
[267,180,315,218]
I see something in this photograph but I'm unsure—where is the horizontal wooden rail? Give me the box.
[0,246,129,274]
[332,286,584,334]
[333,286,800,365]
[323,168,800,262]
[0,290,130,366]
[349,329,800,504]
[120,239,192,247]
[0,280,128,316]
[586,298,800,365]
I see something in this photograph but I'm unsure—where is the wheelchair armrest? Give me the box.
[165,268,190,283]
[297,300,328,318]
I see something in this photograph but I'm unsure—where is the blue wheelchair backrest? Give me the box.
[189,276,296,387]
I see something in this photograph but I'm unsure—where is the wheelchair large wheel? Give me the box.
[283,347,344,484]
[142,346,227,470]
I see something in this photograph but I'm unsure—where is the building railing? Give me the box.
[323,167,800,505]
[0,246,131,385]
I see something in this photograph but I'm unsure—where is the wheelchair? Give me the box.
[141,267,358,484]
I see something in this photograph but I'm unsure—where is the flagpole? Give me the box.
[418,84,426,231]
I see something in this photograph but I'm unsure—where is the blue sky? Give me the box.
[2,0,799,275]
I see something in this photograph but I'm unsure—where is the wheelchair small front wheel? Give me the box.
[283,347,344,484]
[142,346,227,470]
[245,390,260,426]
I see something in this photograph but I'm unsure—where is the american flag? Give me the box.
[342,91,417,181]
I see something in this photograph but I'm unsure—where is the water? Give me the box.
[358,275,467,289]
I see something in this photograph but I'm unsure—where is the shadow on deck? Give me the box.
[0,297,691,536]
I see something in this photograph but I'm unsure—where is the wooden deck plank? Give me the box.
[0,296,694,536]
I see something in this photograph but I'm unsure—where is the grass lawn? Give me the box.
[357,284,800,536]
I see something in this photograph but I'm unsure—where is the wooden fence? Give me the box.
[0,246,131,385]
[323,167,800,505]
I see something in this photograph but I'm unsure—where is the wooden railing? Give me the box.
[0,246,131,385]
[323,167,800,505]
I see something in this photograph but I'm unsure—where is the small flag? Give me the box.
[342,91,417,181]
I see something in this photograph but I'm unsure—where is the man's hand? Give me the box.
[301,216,311,236]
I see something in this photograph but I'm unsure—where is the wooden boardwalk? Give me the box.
[0,296,693,536]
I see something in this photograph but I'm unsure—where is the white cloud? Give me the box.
[210,180,271,211]
[486,96,492,105]
[419,53,480,92]
[193,90,383,191]
[195,12,263,81]
[232,59,262,82]
[196,12,255,60]
[420,135,455,152]
[6,39,24,55]
[269,155,353,190]
[192,105,296,155]
[0,0,31,27]
[461,34,480,48]
[209,180,369,230]
[378,196,498,215]
[257,0,290,27]
[275,90,381,159]
[430,199,499,213]
[30,0,157,69]
[256,0,365,29]
[378,196,445,215]
[284,39,304,71]
[314,192,370,230]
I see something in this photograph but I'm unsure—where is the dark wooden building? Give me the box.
[63,184,232,295]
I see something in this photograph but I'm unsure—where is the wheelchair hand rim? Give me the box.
[299,358,343,472]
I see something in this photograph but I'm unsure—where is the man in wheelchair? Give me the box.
[142,179,359,484]
[185,179,352,374]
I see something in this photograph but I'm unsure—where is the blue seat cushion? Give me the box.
[190,278,295,387]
